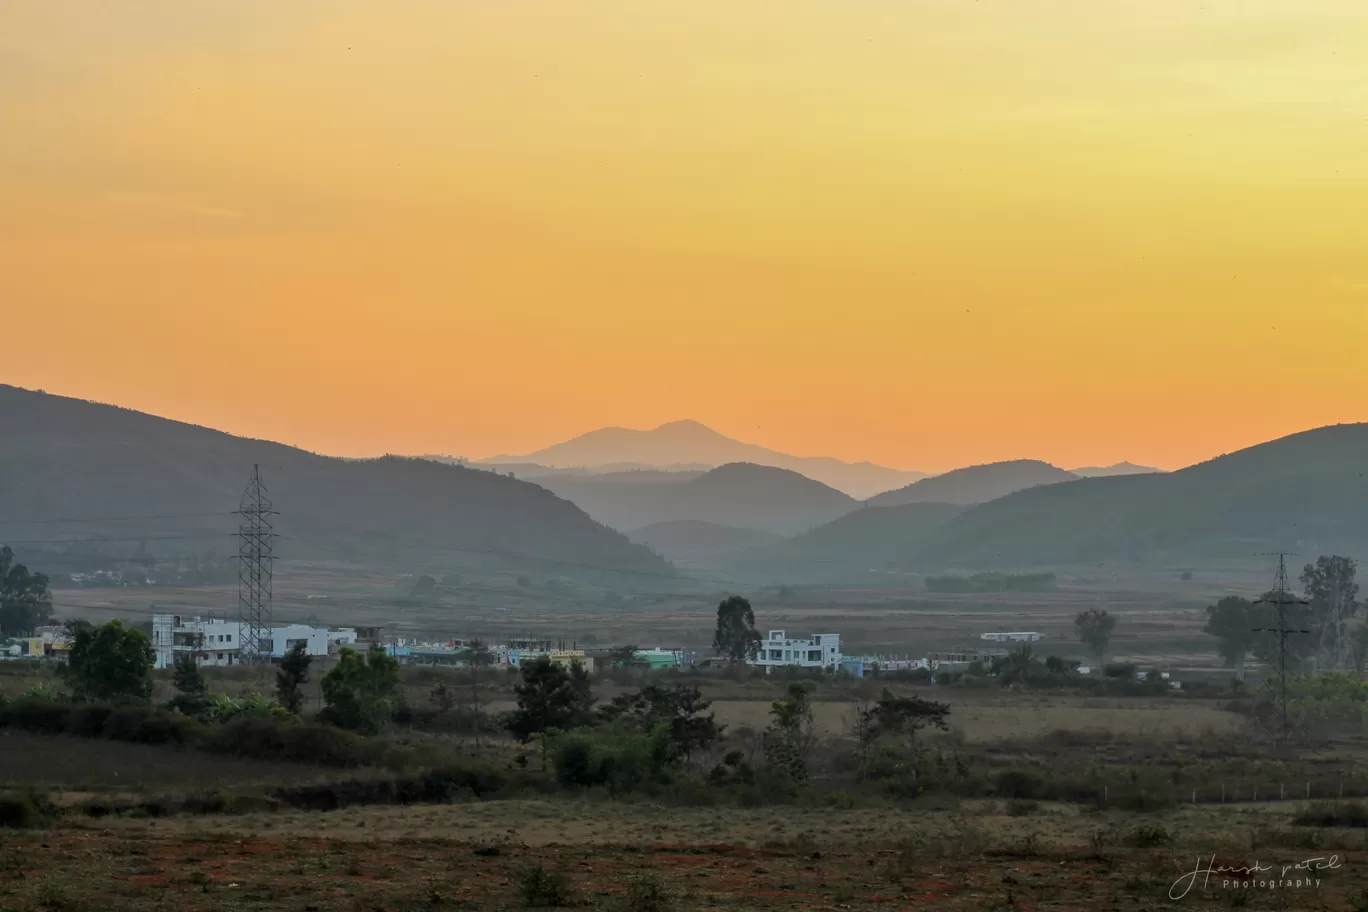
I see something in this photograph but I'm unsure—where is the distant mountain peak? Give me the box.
[480,421,928,499]
[654,418,714,432]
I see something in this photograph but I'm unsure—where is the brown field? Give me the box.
[0,732,331,792]
[3,800,1366,911]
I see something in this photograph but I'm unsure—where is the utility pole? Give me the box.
[1253,553,1311,745]
[236,465,278,665]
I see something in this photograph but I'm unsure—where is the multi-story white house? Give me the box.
[152,615,354,669]
[152,615,242,668]
[749,630,842,670]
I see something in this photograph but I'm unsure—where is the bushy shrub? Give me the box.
[551,722,677,793]
[517,864,575,908]
[0,696,71,733]
[995,769,1046,800]
[101,706,198,745]
[0,790,52,829]
[620,873,672,912]
[1294,802,1368,828]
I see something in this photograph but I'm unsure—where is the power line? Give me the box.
[0,511,235,527]
[1,533,235,547]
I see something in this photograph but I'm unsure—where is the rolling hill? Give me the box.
[536,462,858,536]
[0,386,672,582]
[726,502,968,583]
[898,424,1368,569]
[1070,462,1162,478]
[629,520,783,566]
[866,460,1078,507]
[480,419,926,499]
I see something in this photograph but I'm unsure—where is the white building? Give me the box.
[749,631,841,670]
[980,632,1043,643]
[152,615,242,668]
[152,614,350,669]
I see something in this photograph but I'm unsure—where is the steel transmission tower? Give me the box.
[237,465,277,664]
[1252,553,1311,745]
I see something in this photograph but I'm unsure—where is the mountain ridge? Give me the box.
[479,419,927,500]
[535,461,858,536]
[866,459,1078,508]
[0,385,671,581]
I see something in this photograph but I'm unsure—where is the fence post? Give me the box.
[1254,786,1258,802]
[1192,788,1196,805]
[1281,783,1285,801]
[1340,781,1345,799]
[1221,783,1225,804]
[1306,781,1311,800]
[1104,786,1108,804]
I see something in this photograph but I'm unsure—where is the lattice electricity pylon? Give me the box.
[1253,553,1312,744]
[236,465,278,664]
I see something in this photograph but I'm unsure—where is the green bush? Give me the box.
[620,873,672,912]
[0,790,52,829]
[550,723,677,793]
[1294,802,1368,828]
[994,769,1045,799]
[517,864,575,908]
[0,696,72,733]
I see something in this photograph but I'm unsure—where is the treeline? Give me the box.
[924,572,1057,593]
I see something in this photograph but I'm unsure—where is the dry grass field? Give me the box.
[48,559,1260,667]
[4,799,1367,911]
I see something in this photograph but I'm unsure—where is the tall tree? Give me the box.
[598,683,723,762]
[1302,556,1360,670]
[505,656,596,763]
[459,639,496,749]
[855,686,951,791]
[320,645,400,733]
[762,682,817,784]
[713,595,761,664]
[168,651,210,716]
[63,620,155,703]
[1074,607,1117,663]
[275,641,312,715]
[1203,596,1256,683]
[0,546,53,637]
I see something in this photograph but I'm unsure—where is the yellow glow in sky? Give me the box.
[2,1,1367,472]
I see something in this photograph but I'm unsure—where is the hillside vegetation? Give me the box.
[726,502,966,583]
[538,462,858,536]
[898,423,1368,568]
[0,386,671,582]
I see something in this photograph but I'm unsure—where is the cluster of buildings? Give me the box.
[149,614,366,669]
[0,626,72,661]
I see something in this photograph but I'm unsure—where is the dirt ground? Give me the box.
[3,800,1365,911]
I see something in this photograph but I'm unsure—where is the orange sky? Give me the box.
[3,1,1367,473]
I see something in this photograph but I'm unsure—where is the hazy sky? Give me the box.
[3,1,1367,473]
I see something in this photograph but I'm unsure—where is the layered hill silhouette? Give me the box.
[536,462,858,536]
[896,424,1368,568]
[629,520,783,567]
[0,386,671,581]
[727,502,967,583]
[1070,462,1162,478]
[866,460,1078,507]
[480,419,925,499]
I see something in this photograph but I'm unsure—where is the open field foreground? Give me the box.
[3,801,1368,911]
